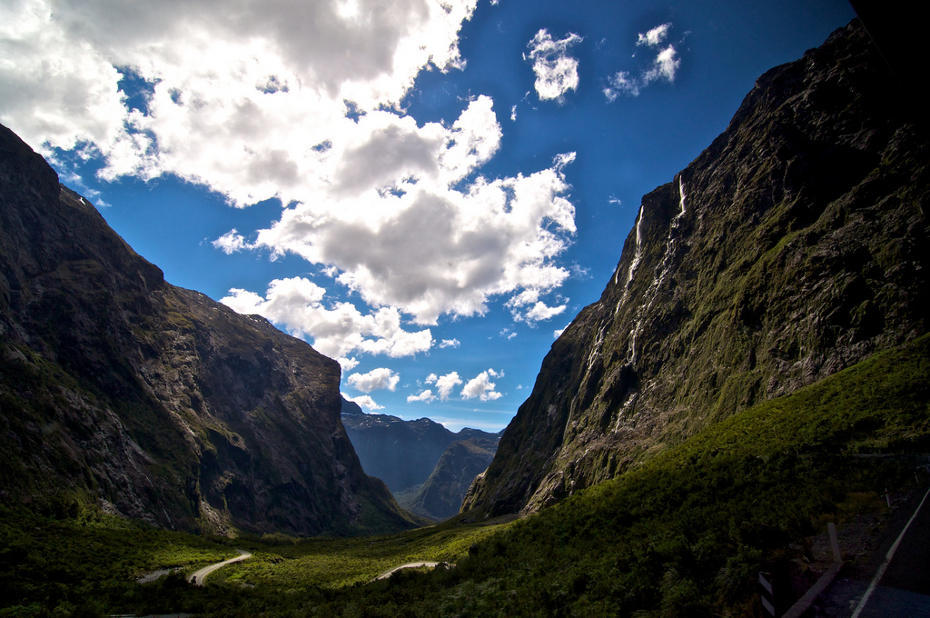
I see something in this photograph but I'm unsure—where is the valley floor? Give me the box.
[1,334,929,616]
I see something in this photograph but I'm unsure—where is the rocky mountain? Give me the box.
[407,437,496,520]
[464,20,930,517]
[341,401,498,519]
[0,124,416,535]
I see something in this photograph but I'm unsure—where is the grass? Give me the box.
[215,520,511,589]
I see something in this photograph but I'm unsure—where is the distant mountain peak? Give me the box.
[341,407,499,520]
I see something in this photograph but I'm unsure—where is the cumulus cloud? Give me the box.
[525,29,583,102]
[407,389,436,403]
[251,114,577,324]
[554,325,568,338]
[439,338,461,349]
[426,371,463,400]
[344,394,383,411]
[347,367,400,393]
[461,368,503,401]
[219,277,433,367]
[522,301,567,322]
[1,0,478,178]
[2,1,580,336]
[604,23,681,101]
[506,288,566,323]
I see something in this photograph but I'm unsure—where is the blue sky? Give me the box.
[1,0,854,432]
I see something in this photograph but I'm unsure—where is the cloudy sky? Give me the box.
[1,0,854,431]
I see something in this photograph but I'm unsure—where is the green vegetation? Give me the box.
[0,505,234,616]
[215,521,509,589]
[0,500,511,616]
[1,334,928,615]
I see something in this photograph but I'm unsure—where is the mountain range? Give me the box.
[341,398,498,520]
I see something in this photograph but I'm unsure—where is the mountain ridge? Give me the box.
[0,124,415,535]
[464,20,930,517]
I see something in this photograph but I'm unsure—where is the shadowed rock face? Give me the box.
[410,437,496,521]
[0,124,414,535]
[463,20,930,517]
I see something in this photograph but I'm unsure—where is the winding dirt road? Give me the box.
[187,549,252,586]
[374,561,445,581]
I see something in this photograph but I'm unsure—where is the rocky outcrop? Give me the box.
[0,124,416,535]
[464,20,930,517]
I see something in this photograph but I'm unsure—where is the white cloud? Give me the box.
[426,371,463,400]
[510,104,517,121]
[506,288,567,323]
[407,389,436,403]
[522,301,567,322]
[1,0,479,194]
[439,338,460,349]
[219,277,433,367]
[526,29,583,102]
[644,46,680,85]
[461,369,503,401]
[637,23,671,47]
[347,367,400,393]
[604,24,681,101]
[499,327,517,340]
[212,229,251,254]
[343,394,383,411]
[553,324,569,338]
[604,71,639,100]
[251,128,576,325]
[2,1,578,336]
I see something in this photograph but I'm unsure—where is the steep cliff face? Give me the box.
[464,21,930,516]
[0,124,415,535]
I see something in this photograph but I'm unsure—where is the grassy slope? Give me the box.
[1,334,927,616]
[213,521,510,590]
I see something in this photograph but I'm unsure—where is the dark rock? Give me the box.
[0,124,415,535]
